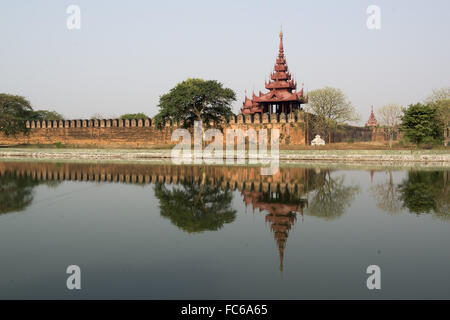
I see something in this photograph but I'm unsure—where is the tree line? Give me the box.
[0,93,152,136]
[306,86,449,147]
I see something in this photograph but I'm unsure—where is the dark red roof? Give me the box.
[365,106,378,127]
[242,31,306,114]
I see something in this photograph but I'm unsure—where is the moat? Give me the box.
[0,161,449,299]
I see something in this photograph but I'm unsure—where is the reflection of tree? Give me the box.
[398,170,450,221]
[370,171,402,214]
[0,173,40,215]
[154,172,236,233]
[305,170,359,220]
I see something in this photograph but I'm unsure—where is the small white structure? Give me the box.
[311,135,325,146]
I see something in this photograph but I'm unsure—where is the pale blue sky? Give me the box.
[1,0,449,124]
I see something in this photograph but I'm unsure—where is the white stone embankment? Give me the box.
[0,148,449,164]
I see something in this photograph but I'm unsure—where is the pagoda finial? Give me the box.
[280,25,283,39]
[279,27,284,52]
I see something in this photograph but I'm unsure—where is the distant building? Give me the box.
[241,30,307,115]
[365,106,379,127]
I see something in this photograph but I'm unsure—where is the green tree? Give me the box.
[154,78,236,128]
[400,103,441,145]
[425,87,450,146]
[307,87,358,143]
[0,94,35,136]
[32,109,64,121]
[120,113,148,120]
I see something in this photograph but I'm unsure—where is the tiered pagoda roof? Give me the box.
[365,106,379,127]
[242,30,306,115]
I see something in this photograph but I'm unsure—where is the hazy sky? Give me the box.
[1,0,449,124]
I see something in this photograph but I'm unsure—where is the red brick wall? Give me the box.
[0,113,308,148]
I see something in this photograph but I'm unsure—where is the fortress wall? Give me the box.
[0,126,175,148]
[0,112,384,147]
[0,112,308,148]
[331,125,374,143]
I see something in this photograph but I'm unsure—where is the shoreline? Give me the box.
[0,148,449,166]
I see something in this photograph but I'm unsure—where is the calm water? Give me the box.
[0,160,449,299]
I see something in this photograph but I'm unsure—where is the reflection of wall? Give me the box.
[0,162,313,195]
[0,161,325,271]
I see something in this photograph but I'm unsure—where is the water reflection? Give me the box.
[1,162,448,221]
[0,170,60,215]
[370,171,402,215]
[0,162,449,265]
[154,174,237,233]
[305,169,360,220]
[368,169,450,221]
[0,162,352,271]
[0,172,39,215]
[0,161,449,298]
[398,170,450,219]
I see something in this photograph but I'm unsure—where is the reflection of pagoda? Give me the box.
[365,106,379,127]
[241,30,307,115]
[242,189,308,271]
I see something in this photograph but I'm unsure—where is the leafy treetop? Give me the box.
[0,94,34,136]
[155,78,236,128]
[401,103,441,145]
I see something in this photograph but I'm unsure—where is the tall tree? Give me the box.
[377,103,402,148]
[401,103,441,145]
[154,78,236,128]
[307,87,358,143]
[0,94,35,136]
[425,87,450,146]
[437,100,450,146]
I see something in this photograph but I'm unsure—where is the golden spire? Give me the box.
[280,25,283,38]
